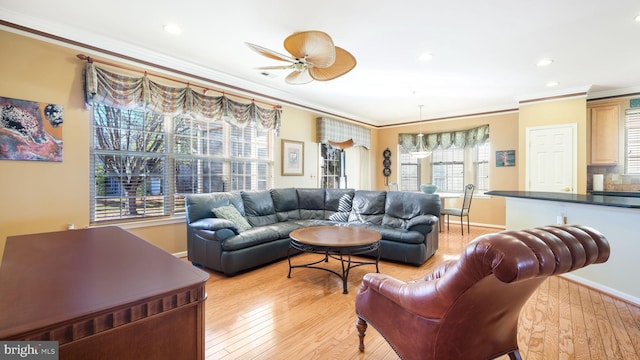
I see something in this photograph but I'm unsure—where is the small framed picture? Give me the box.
[496,150,515,167]
[281,139,304,176]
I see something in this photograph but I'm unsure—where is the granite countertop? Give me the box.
[485,190,640,209]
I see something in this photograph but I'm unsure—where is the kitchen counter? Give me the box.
[485,190,640,209]
[487,190,640,304]
[589,190,640,197]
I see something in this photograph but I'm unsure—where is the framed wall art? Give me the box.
[281,139,304,176]
[496,150,515,167]
[0,96,63,162]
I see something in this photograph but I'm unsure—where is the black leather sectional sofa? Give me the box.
[185,188,440,275]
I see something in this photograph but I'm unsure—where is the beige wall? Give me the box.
[375,112,519,227]
[518,97,588,193]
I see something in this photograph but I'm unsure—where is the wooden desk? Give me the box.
[0,226,209,360]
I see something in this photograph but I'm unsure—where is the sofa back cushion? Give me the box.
[270,188,301,221]
[185,192,244,224]
[297,188,326,219]
[325,188,355,222]
[382,191,440,228]
[241,190,278,226]
[348,190,387,225]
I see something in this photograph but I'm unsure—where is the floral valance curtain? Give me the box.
[83,63,282,133]
[399,124,489,153]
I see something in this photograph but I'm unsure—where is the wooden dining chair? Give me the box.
[440,184,474,235]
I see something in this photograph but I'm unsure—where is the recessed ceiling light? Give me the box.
[419,52,433,62]
[546,81,559,87]
[635,14,640,22]
[537,58,554,67]
[163,24,182,35]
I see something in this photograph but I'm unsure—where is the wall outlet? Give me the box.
[68,223,75,230]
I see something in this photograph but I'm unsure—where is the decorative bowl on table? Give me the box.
[421,184,438,194]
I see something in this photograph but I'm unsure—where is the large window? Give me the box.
[91,104,273,223]
[475,142,490,191]
[399,152,420,192]
[626,109,640,174]
[398,142,489,193]
[432,147,465,192]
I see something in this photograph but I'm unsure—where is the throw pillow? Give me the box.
[212,205,252,233]
[329,193,352,222]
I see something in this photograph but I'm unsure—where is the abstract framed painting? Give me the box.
[0,96,63,161]
[281,139,304,176]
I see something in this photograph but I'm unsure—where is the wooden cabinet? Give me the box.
[590,104,620,165]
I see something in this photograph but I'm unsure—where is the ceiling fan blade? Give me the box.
[308,47,356,81]
[246,42,295,63]
[285,70,313,85]
[256,65,294,70]
[284,31,335,68]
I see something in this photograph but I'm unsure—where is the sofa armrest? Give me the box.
[404,214,439,230]
[189,218,238,233]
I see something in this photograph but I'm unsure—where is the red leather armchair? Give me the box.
[355,225,610,360]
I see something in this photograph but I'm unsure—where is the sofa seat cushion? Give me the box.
[263,221,303,239]
[348,223,425,244]
[291,219,339,228]
[221,226,282,251]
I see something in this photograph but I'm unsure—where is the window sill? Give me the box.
[90,215,186,230]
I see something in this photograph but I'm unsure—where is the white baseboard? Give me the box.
[173,251,187,258]
[561,273,640,306]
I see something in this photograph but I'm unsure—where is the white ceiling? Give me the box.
[2,0,640,126]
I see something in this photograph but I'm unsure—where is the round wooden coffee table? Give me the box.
[288,226,381,294]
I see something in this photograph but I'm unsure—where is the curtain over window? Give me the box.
[398,124,489,152]
[84,63,282,133]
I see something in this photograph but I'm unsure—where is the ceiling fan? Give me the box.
[246,30,356,85]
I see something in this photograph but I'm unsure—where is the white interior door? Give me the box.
[526,124,577,193]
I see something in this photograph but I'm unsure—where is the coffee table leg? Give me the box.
[341,254,350,294]
[287,245,294,278]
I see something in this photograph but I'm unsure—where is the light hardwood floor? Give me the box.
[193,225,640,359]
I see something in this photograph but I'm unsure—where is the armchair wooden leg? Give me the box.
[356,316,368,352]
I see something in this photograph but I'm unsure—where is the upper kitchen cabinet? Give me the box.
[589,103,620,165]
